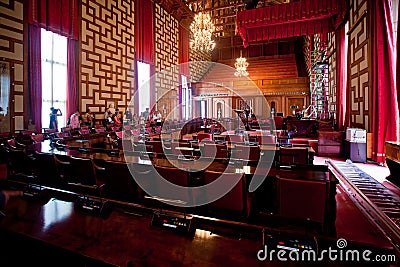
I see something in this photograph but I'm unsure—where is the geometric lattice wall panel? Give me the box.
[81,0,135,120]
[328,32,337,114]
[189,47,212,82]
[348,0,370,130]
[0,0,24,131]
[154,3,179,117]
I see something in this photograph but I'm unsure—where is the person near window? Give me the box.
[69,110,81,129]
[49,107,62,131]
[141,108,150,121]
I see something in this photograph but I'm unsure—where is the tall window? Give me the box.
[41,29,67,129]
[181,75,191,120]
[137,61,151,116]
[200,100,206,118]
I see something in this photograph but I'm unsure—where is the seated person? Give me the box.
[112,110,122,126]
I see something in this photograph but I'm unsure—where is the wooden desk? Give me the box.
[0,197,265,266]
[385,141,400,187]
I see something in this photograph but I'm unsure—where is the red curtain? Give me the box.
[371,0,399,162]
[135,0,155,115]
[28,25,42,132]
[397,0,400,116]
[67,38,78,118]
[179,25,190,76]
[28,0,79,40]
[335,25,347,131]
[135,0,154,64]
[236,0,348,47]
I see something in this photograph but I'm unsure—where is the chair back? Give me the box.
[154,165,191,204]
[31,134,45,143]
[277,177,327,224]
[273,116,284,130]
[34,151,64,187]
[103,161,142,202]
[197,133,213,142]
[231,144,260,162]
[225,134,244,143]
[258,134,277,145]
[202,143,228,159]
[171,141,192,156]
[145,140,164,154]
[203,171,249,216]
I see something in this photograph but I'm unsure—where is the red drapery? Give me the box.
[179,25,190,76]
[135,0,154,64]
[335,25,347,131]
[28,25,42,132]
[397,0,400,116]
[371,0,399,162]
[28,0,79,40]
[67,38,78,118]
[135,0,155,115]
[236,0,348,47]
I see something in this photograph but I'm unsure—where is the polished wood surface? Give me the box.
[385,141,400,187]
[0,197,264,267]
[30,140,314,166]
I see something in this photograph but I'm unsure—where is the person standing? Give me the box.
[49,107,62,131]
[83,109,94,127]
[141,107,150,121]
[124,109,133,124]
[69,110,81,129]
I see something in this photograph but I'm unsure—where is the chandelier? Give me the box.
[234,51,249,77]
[190,12,216,52]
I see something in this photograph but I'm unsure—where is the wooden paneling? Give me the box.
[154,3,180,118]
[81,0,135,120]
[348,0,370,130]
[0,0,24,132]
[286,97,306,116]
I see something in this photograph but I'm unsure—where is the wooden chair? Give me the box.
[231,144,260,164]
[103,161,143,203]
[277,177,328,227]
[203,171,250,217]
[225,134,244,144]
[153,165,191,205]
[30,134,45,143]
[33,151,64,188]
[202,143,228,159]
[4,142,35,184]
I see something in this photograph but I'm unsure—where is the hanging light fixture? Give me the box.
[190,11,216,52]
[234,50,249,77]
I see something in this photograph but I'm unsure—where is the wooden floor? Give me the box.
[313,156,395,248]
